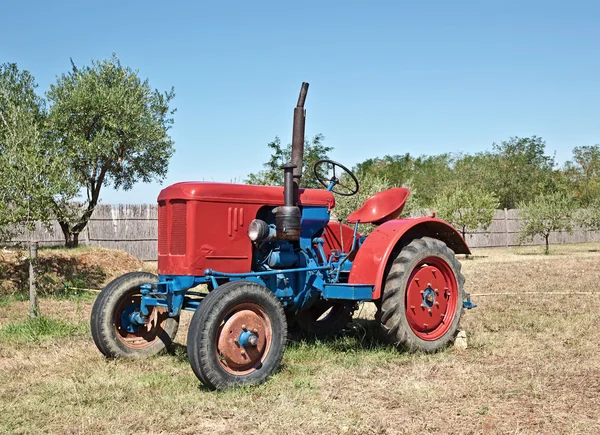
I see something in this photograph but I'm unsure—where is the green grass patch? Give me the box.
[0,316,88,344]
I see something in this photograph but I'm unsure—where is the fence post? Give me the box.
[504,208,509,248]
[29,242,39,318]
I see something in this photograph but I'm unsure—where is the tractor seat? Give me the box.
[346,188,410,224]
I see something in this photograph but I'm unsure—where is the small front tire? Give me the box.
[91,272,179,358]
[187,281,287,390]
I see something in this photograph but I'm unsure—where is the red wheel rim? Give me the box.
[405,257,459,340]
[114,294,168,349]
[215,303,273,375]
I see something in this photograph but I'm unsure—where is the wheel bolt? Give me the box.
[424,323,429,328]
[410,305,415,310]
[420,290,424,295]
[435,301,440,307]
[242,324,247,331]
[420,304,425,309]
[428,309,432,314]
[252,328,258,333]
[427,282,432,287]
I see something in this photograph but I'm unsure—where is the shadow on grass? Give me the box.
[167,318,393,365]
[0,254,107,298]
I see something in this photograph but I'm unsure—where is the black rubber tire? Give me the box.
[187,280,287,390]
[91,272,179,358]
[291,300,355,338]
[378,237,465,353]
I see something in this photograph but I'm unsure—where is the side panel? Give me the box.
[348,217,470,300]
[158,200,261,276]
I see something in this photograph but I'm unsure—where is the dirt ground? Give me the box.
[1,243,599,434]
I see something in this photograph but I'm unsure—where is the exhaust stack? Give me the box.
[277,82,309,241]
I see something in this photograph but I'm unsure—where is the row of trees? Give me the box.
[0,56,176,246]
[247,136,600,253]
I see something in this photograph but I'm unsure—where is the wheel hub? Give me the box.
[405,258,459,340]
[216,304,272,374]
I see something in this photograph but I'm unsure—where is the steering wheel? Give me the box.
[313,159,359,196]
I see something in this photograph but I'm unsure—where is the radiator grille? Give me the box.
[170,201,187,255]
[158,202,167,254]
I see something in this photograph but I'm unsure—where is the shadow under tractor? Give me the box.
[91,83,475,390]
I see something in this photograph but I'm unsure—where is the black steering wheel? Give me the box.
[313,159,359,196]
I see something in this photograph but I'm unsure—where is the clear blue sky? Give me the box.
[3,1,600,204]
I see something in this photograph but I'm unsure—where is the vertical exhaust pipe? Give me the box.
[277,82,309,241]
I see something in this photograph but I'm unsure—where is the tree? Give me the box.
[433,187,499,240]
[0,63,77,241]
[246,134,332,188]
[517,192,574,254]
[575,198,600,232]
[563,145,600,205]
[488,136,556,209]
[46,55,176,247]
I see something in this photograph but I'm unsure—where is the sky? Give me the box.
[2,0,600,204]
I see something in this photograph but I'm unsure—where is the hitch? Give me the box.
[463,294,477,309]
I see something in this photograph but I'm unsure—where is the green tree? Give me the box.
[575,198,600,231]
[46,55,176,247]
[433,187,499,240]
[0,63,77,240]
[517,192,574,254]
[246,134,332,188]
[563,145,600,204]
[489,136,556,209]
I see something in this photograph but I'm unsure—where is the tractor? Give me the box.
[91,83,474,390]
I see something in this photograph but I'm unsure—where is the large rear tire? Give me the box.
[378,237,465,352]
[187,281,287,390]
[91,272,179,358]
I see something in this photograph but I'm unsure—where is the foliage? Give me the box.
[562,145,600,205]
[575,198,600,231]
[354,153,454,207]
[0,63,77,241]
[46,54,176,246]
[433,187,499,239]
[517,192,574,254]
[333,172,394,234]
[246,134,332,188]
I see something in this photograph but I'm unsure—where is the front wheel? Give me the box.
[187,281,287,390]
[91,272,179,358]
[378,237,465,352]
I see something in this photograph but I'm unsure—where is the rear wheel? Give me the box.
[91,272,179,358]
[378,237,465,352]
[187,281,287,390]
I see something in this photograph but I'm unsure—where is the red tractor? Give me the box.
[91,83,474,390]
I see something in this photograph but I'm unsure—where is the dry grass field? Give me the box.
[1,243,599,434]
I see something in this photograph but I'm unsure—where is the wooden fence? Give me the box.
[7,205,600,260]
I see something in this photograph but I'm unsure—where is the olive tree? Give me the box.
[246,134,332,188]
[0,63,77,241]
[433,187,499,240]
[46,55,176,247]
[518,192,574,254]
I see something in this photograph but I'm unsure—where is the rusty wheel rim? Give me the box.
[405,256,459,340]
[215,303,272,375]
[114,293,168,350]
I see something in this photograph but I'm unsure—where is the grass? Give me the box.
[0,242,599,434]
[0,316,89,344]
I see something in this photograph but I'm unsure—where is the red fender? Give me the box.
[348,217,470,300]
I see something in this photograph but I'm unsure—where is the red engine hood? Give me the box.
[158,182,335,208]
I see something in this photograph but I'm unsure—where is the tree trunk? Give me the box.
[59,220,80,248]
[544,233,549,254]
